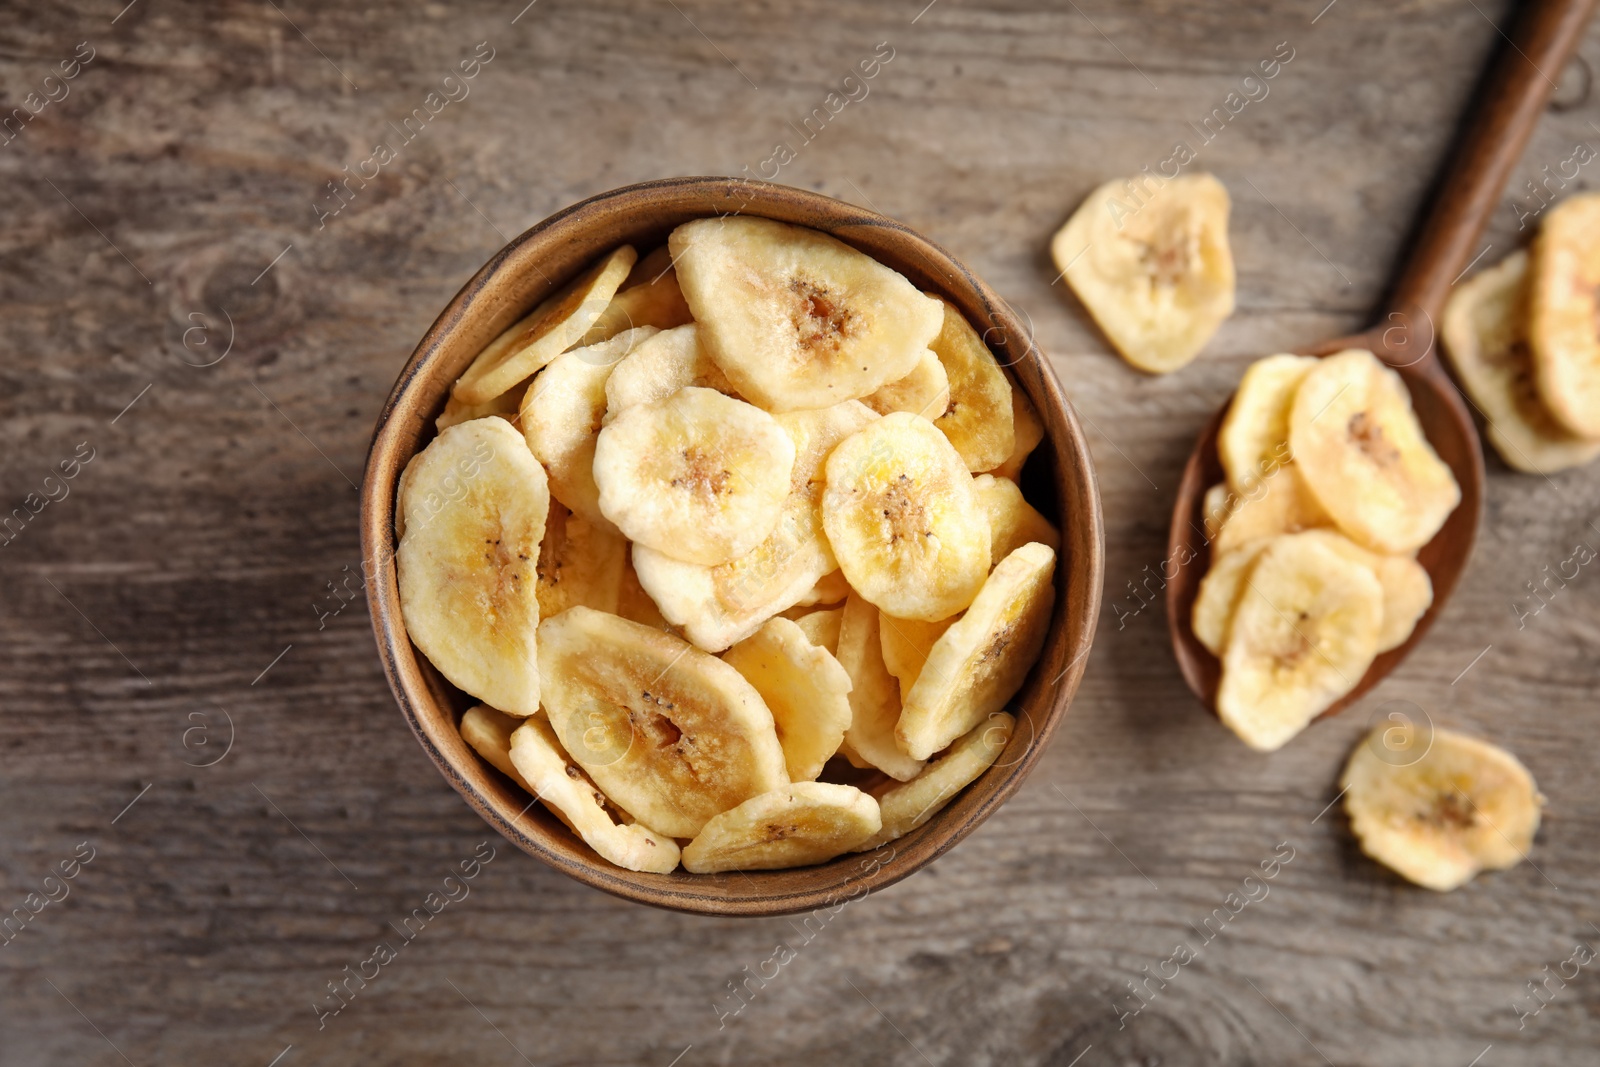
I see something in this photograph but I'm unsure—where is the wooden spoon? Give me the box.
[1166,0,1597,723]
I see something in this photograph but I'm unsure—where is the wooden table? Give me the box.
[3,1,1598,1063]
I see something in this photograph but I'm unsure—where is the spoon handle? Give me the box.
[1383,0,1596,355]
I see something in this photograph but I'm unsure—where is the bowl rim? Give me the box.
[360,176,1104,916]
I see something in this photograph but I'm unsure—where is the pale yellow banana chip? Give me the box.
[573,246,695,348]
[791,606,844,654]
[538,606,788,838]
[988,383,1045,482]
[836,593,925,781]
[1292,530,1432,654]
[594,386,795,566]
[1052,173,1235,373]
[398,419,548,716]
[616,551,670,630]
[928,297,1015,471]
[1217,532,1382,751]
[536,501,627,619]
[879,612,957,704]
[1529,193,1600,440]
[854,713,1012,851]
[602,323,736,424]
[436,377,530,432]
[453,245,637,404]
[1218,354,1315,492]
[670,216,943,411]
[1191,538,1270,655]
[681,781,880,873]
[972,473,1061,564]
[1290,349,1460,554]
[1200,481,1232,542]
[459,704,537,794]
[864,348,951,419]
[822,411,990,621]
[1443,250,1600,472]
[898,542,1056,761]
[722,617,853,783]
[1211,463,1329,556]
[1342,725,1542,892]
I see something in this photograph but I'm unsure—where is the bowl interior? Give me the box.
[361,177,1105,915]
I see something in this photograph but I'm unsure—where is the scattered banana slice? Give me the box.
[722,617,854,783]
[898,542,1056,761]
[1218,354,1315,492]
[1529,193,1600,440]
[1290,349,1460,555]
[521,326,658,526]
[594,386,796,566]
[854,713,1012,851]
[1052,173,1235,373]
[864,348,951,419]
[454,245,637,404]
[879,612,958,704]
[1191,538,1270,655]
[973,473,1061,563]
[670,216,943,411]
[1216,532,1382,751]
[602,323,736,423]
[437,377,530,432]
[508,713,682,874]
[1342,724,1542,892]
[836,593,925,781]
[536,502,627,619]
[1211,463,1330,556]
[1444,250,1600,473]
[792,606,844,654]
[574,246,695,348]
[822,411,991,621]
[926,297,1015,470]
[538,606,788,838]
[398,419,548,716]
[459,704,538,794]
[681,781,881,874]
[989,384,1045,482]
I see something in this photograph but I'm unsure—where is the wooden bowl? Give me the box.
[360,177,1104,916]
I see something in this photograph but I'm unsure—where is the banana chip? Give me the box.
[879,612,957,704]
[898,542,1056,761]
[436,377,530,432]
[798,568,852,607]
[602,323,736,423]
[1211,463,1329,556]
[536,502,627,619]
[1529,193,1600,440]
[1052,173,1235,373]
[972,473,1061,563]
[836,593,925,781]
[1342,725,1542,892]
[792,606,844,654]
[681,781,881,873]
[1443,250,1600,473]
[864,348,951,419]
[925,297,1015,470]
[538,607,788,838]
[1290,349,1460,555]
[989,383,1044,482]
[459,704,537,793]
[1218,354,1315,491]
[723,617,853,783]
[670,216,943,411]
[594,387,795,566]
[616,552,671,630]
[854,713,1012,851]
[1191,538,1269,656]
[398,419,548,716]
[454,245,637,404]
[822,411,991,621]
[574,246,695,348]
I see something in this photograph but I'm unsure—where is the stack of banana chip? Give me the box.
[396,217,1062,874]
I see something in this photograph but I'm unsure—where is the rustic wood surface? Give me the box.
[2,1,1598,1064]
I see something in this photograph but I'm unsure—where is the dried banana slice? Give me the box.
[864,348,951,419]
[898,542,1056,761]
[1529,193,1600,440]
[797,569,852,607]
[722,617,854,783]
[459,704,537,793]
[681,781,881,873]
[1342,725,1542,892]
[1216,532,1383,751]
[989,384,1045,482]
[1200,481,1232,542]
[521,326,658,526]
[1052,173,1235,373]
[536,501,627,619]
[398,419,548,716]
[616,552,670,630]
[1191,538,1270,655]
[594,386,796,566]
[574,246,695,348]
[792,606,844,654]
[1211,463,1329,556]
[508,713,682,874]
[1443,250,1600,473]
[602,323,736,424]
[670,216,943,411]
[822,411,991,621]
[879,612,957,703]
[538,607,788,838]
[436,376,530,432]
[454,245,637,404]
[972,473,1061,563]
[854,713,1012,851]
[1290,349,1461,554]
[1218,354,1315,492]
[1293,529,1432,654]
[928,297,1015,471]
[836,593,925,781]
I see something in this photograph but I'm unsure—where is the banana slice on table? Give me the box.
[398,419,548,716]
[670,216,943,411]
[836,593,925,781]
[436,376,531,432]
[972,473,1061,563]
[453,245,637,404]
[822,411,991,621]
[459,704,538,793]
[1342,724,1542,892]
[574,246,695,348]
[879,612,958,704]
[602,323,736,423]
[536,501,627,619]
[508,713,682,874]
[722,617,854,783]
[1290,349,1460,555]
[1211,463,1330,556]
[791,606,844,654]
[594,386,795,566]
[681,781,881,874]
[1218,354,1315,492]
[1191,538,1270,656]
[1529,193,1600,440]
[1216,532,1383,751]
[898,542,1056,761]
[864,348,951,419]
[1444,250,1600,473]
[925,297,1015,470]
[988,383,1045,482]
[521,326,657,526]
[1052,173,1235,374]
[538,606,788,838]
[854,713,1013,851]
